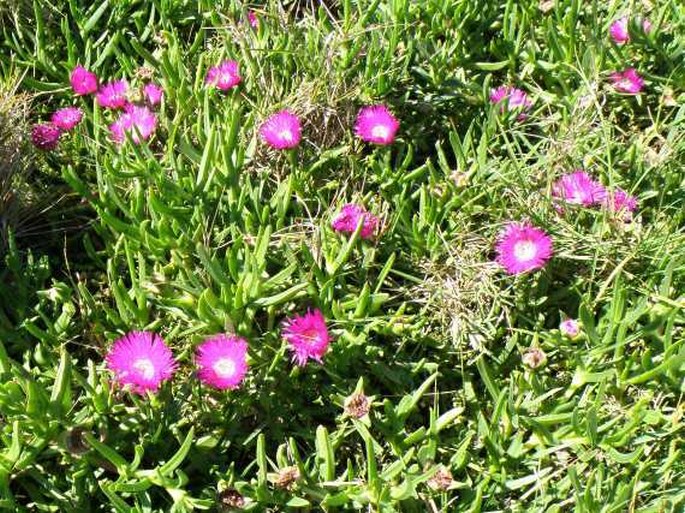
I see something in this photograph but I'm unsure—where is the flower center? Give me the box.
[513,240,537,262]
[212,358,236,378]
[132,358,155,380]
[371,124,389,140]
[302,329,320,345]
[278,129,293,142]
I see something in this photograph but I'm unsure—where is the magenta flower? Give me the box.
[490,85,533,119]
[609,68,644,94]
[642,19,653,34]
[31,123,61,151]
[70,65,98,96]
[609,17,630,44]
[495,222,553,275]
[560,319,581,338]
[610,17,652,44]
[247,10,258,28]
[96,80,129,109]
[489,85,510,104]
[105,331,177,394]
[597,187,638,219]
[552,170,605,207]
[260,110,302,149]
[196,334,249,390]
[143,83,163,106]
[354,105,399,145]
[205,60,242,91]
[331,203,379,239]
[282,309,331,366]
[109,104,158,145]
[51,107,83,131]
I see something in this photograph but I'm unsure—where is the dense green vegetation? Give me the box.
[1,1,684,511]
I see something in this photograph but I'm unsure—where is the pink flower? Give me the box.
[331,203,378,239]
[489,85,510,104]
[642,19,653,34]
[195,334,249,390]
[96,80,129,109]
[105,331,177,394]
[609,68,644,94]
[495,222,553,275]
[205,60,242,91]
[552,170,605,207]
[70,65,98,95]
[282,309,331,366]
[247,10,258,28]
[51,107,83,131]
[610,17,652,44]
[560,319,581,338]
[143,83,163,106]
[597,187,638,219]
[609,17,630,44]
[260,110,302,149]
[109,104,158,145]
[31,123,61,150]
[490,85,533,118]
[354,105,399,145]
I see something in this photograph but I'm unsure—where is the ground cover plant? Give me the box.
[1,0,685,511]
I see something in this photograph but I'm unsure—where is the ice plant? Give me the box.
[552,170,605,207]
[70,65,98,95]
[260,110,302,149]
[205,60,241,91]
[609,17,630,44]
[597,187,638,219]
[31,123,61,151]
[195,334,249,390]
[610,16,652,44]
[105,331,177,394]
[51,107,83,131]
[354,105,399,145]
[331,203,378,239]
[109,104,157,144]
[143,83,163,106]
[282,309,331,366]
[609,68,644,94]
[495,222,553,275]
[96,80,129,109]
[490,85,532,118]
[560,319,580,338]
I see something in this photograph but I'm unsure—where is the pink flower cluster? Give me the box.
[106,309,333,394]
[495,170,638,276]
[66,64,163,146]
[552,170,638,219]
[30,69,87,150]
[606,15,651,94]
[258,104,400,150]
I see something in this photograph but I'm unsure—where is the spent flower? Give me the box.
[31,123,61,151]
